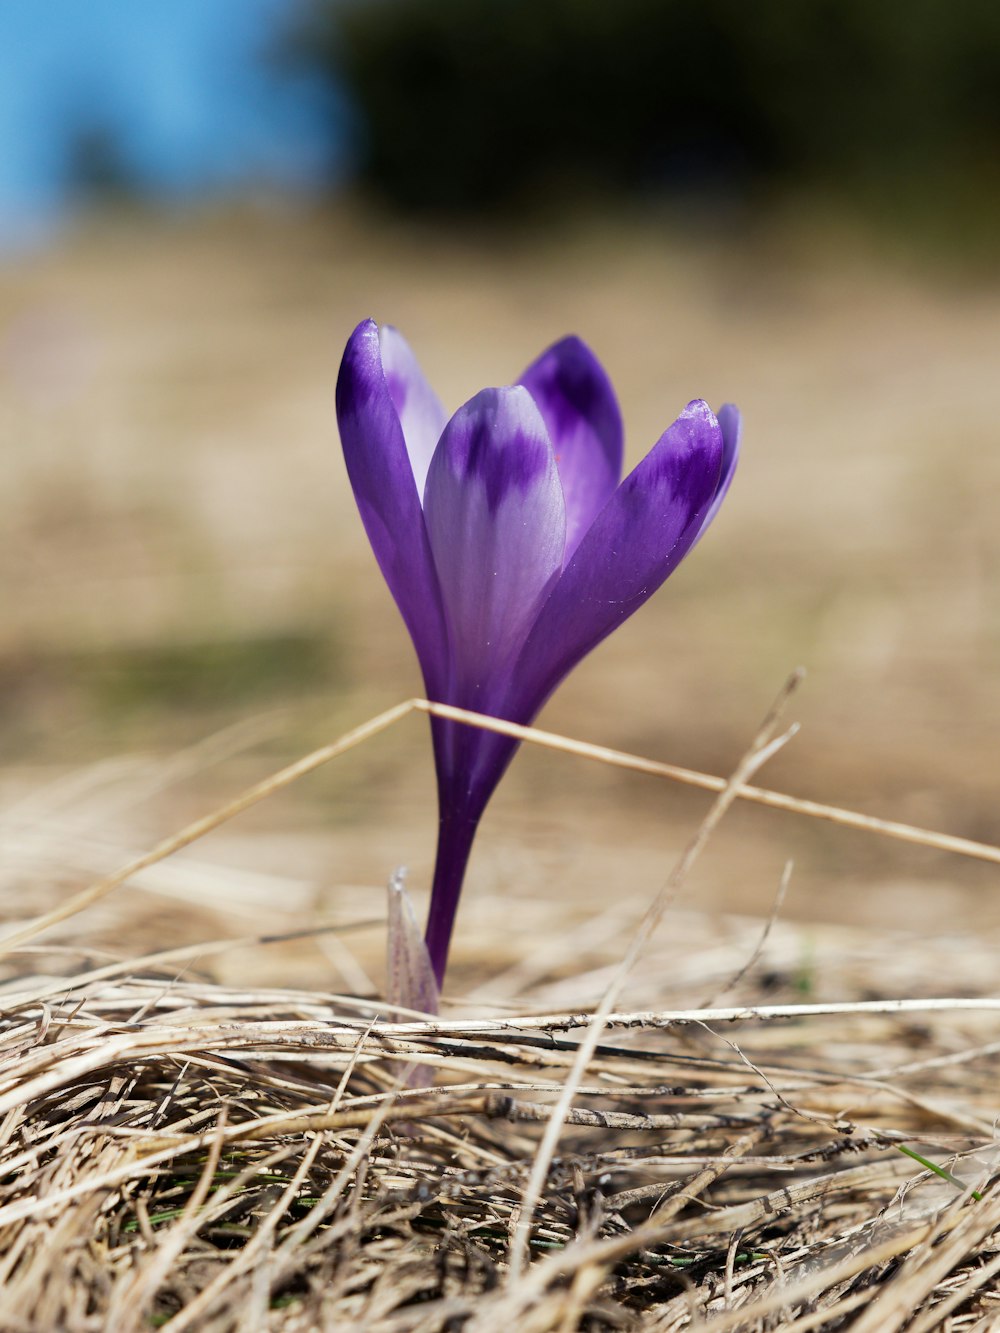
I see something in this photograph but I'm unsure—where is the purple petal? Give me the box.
[336,318,449,696]
[512,399,724,711]
[378,325,448,498]
[694,402,741,543]
[520,335,624,559]
[423,385,566,711]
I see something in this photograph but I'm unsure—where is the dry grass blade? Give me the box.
[6,691,1000,961]
[104,1107,230,1331]
[903,1245,1000,1333]
[507,669,804,1278]
[412,699,1000,867]
[847,1185,1000,1333]
[0,699,414,954]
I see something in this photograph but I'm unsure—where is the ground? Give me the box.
[0,201,999,1330]
[2,201,999,959]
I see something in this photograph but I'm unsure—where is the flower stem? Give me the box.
[424,809,481,988]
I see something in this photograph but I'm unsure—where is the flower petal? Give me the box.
[520,335,624,559]
[423,385,566,711]
[378,324,448,498]
[694,402,741,542]
[513,399,724,711]
[335,318,449,695]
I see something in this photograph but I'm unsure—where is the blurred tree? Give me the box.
[65,122,136,201]
[293,0,1000,230]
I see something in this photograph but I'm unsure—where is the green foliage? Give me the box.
[0,631,341,755]
[297,0,1000,224]
[75,632,338,720]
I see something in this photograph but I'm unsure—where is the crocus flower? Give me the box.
[337,319,739,989]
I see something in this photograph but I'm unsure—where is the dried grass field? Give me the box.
[0,203,999,1328]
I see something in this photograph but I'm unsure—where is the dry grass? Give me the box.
[2,923,998,1330]
[3,204,1000,1327]
[0,698,998,1331]
[5,204,1000,937]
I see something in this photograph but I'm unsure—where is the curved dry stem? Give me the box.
[6,688,1000,959]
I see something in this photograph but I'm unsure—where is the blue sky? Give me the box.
[0,0,346,245]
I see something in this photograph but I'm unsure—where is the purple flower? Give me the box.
[337,319,739,987]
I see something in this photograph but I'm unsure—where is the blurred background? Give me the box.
[2,0,1000,986]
